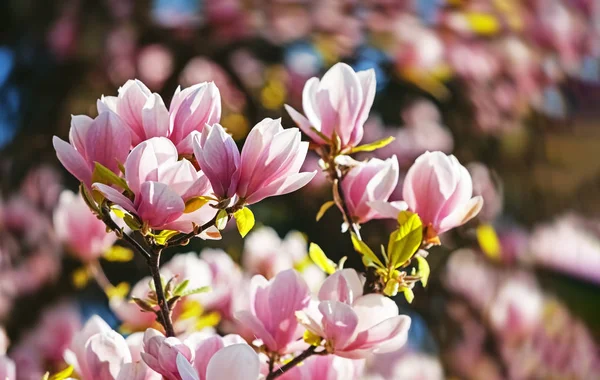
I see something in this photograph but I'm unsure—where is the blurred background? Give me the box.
[1,0,600,379]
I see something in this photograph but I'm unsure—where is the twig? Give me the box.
[267,346,318,380]
[147,247,175,337]
[99,205,151,260]
[165,213,220,247]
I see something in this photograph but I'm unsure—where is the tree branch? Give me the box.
[267,346,318,380]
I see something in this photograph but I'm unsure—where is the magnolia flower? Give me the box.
[403,151,483,237]
[176,344,260,380]
[236,118,315,205]
[0,356,15,380]
[53,190,117,262]
[281,355,364,380]
[93,137,217,234]
[193,124,240,200]
[53,111,131,187]
[341,156,399,224]
[235,269,310,354]
[285,62,375,149]
[98,80,221,153]
[196,248,243,317]
[65,316,158,380]
[142,329,248,380]
[296,269,411,359]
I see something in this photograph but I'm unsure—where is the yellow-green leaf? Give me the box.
[303,329,323,346]
[72,266,90,289]
[153,230,179,245]
[350,136,395,153]
[92,162,130,190]
[184,196,211,213]
[465,12,500,36]
[80,183,99,213]
[123,214,142,231]
[106,282,130,299]
[316,201,335,222]
[111,207,125,218]
[383,279,399,297]
[402,287,415,303]
[477,224,501,262]
[351,232,384,268]
[415,256,430,287]
[103,245,134,262]
[387,211,423,269]
[234,207,255,237]
[49,365,74,380]
[215,209,229,230]
[309,243,336,275]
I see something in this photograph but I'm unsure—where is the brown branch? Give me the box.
[267,346,318,380]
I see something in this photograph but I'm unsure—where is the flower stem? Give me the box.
[267,346,317,380]
[148,247,176,337]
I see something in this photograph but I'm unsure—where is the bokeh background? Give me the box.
[1,0,600,379]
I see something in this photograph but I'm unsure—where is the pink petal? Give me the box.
[125,137,178,195]
[93,183,136,214]
[136,181,185,228]
[85,111,132,174]
[205,344,260,380]
[117,79,151,145]
[351,69,376,146]
[301,77,323,133]
[318,268,364,304]
[176,353,199,380]
[142,93,171,140]
[188,335,224,380]
[319,301,359,350]
[342,315,411,357]
[284,104,325,144]
[53,136,93,185]
[69,115,93,157]
[157,160,198,198]
[85,331,132,380]
[438,195,484,234]
[367,200,408,220]
[245,172,316,205]
[233,311,277,350]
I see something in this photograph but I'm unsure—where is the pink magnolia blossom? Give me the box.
[141,329,194,380]
[98,80,221,153]
[281,355,364,380]
[285,62,375,149]
[403,151,483,237]
[341,156,399,224]
[236,118,315,205]
[53,190,117,262]
[235,269,310,354]
[53,111,131,187]
[176,344,260,380]
[242,227,325,291]
[196,248,243,318]
[192,124,240,200]
[296,269,411,359]
[0,356,15,380]
[65,316,158,380]
[93,137,217,234]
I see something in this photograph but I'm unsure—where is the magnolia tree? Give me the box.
[21,62,484,380]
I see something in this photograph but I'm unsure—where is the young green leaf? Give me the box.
[401,287,415,303]
[184,196,212,214]
[103,246,134,262]
[215,209,229,230]
[350,136,395,153]
[387,211,423,269]
[123,214,142,231]
[181,286,211,297]
[415,256,431,287]
[173,279,190,296]
[308,243,336,275]
[316,200,335,222]
[350,232,384,268]
[383,279,399,297]
[153,229,179,245]
[234,207,255,237]
[92,162,130,191]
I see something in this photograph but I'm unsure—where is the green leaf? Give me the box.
[215,209,229,230]
[477,224,501,262]
[350,136,395,153]
[173,279,190,296]
[153,229,179,245]
[316,201,335,222]
[308,243,336,275]
[184,196,212,214]
[387,211,423,269]
[49,366,74,380]
[123,214,142,231]
[402,287,415,303]
[383,279,399,297]
[181,286,211,297]
[103,246,134,262]
[92,162,130,191]
[80,183,100,213]
[350,232,384,268]
[415,256,431,287]
[234,207,255,237]
[132,297,155,312]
